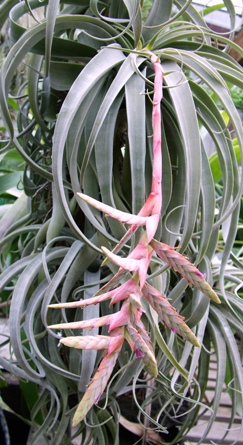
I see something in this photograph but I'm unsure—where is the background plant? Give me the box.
[0,1,243,444]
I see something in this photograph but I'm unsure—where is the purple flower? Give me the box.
[135,348,145,358]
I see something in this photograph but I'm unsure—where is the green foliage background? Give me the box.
[0,1,243,444]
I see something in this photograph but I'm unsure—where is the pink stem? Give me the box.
[151,54,163,216]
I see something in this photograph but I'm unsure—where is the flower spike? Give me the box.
[60,334,124,355]
[72,330,124,425]
[143,283,200,347]
[150,239,220,304]
[125,325,158,378]
[48,53,219,426]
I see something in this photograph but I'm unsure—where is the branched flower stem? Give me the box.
[48,53,220,425]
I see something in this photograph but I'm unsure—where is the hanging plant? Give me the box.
[0,1,243,444]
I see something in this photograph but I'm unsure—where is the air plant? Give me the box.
[1,1,243,444]
[49,53,220,426]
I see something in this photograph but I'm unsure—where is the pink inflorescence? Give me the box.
[48,53,220,425]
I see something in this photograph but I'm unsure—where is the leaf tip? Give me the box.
[207,289,221,304]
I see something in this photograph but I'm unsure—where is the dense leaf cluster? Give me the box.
[0,1,243,444]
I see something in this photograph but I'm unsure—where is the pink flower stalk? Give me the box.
[150,54,163,213]
[49,53,220,426]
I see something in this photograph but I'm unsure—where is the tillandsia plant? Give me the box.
[0,1,243,444]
